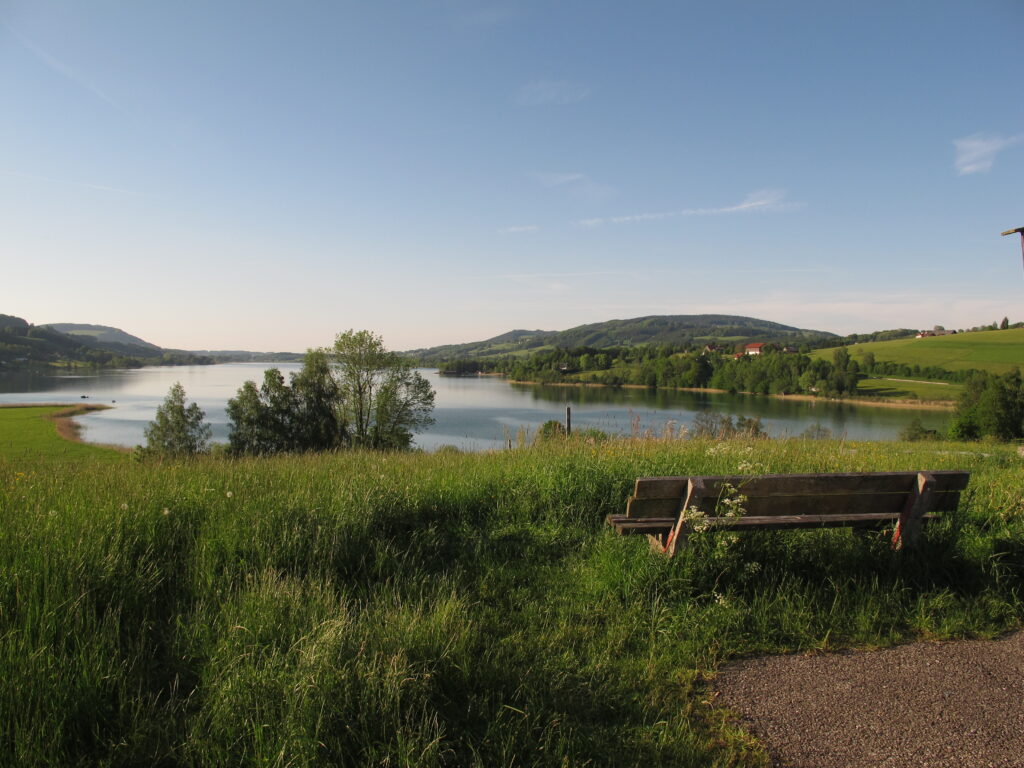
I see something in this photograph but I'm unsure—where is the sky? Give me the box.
[1,1,1022,352]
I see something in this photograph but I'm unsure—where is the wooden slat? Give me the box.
[607,514,675,526]
[633,471,969,499]
[931,490,963,512]
[700,512,937,531]
[627,497,683,518]
[626,490,961,519]
[609,519,675,536]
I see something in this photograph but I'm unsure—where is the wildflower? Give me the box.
[120,503,129,510]
[161,508,170,516]
[226,491,233,499]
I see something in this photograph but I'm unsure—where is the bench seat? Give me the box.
[606,470,969,555]
[607,511,938,533]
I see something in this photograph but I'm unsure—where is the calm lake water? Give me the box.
[0,363,950,451]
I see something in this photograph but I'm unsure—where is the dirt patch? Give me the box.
[713,631,1024,767]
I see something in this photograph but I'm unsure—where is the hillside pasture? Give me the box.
[856,377,962,401]
[812,328,1024,375]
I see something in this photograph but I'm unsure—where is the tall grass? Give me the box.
[2,438,1022,766]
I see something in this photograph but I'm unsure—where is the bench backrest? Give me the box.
[626,471,970,519]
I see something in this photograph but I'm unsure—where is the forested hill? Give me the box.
[0,314,212,368]
[405,314,837,361]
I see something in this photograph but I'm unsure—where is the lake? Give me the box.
[0,363,950,450]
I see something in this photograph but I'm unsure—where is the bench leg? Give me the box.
[892,472,935,551]
[665,522,693,557]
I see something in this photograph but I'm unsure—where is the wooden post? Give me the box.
[1001,227,1024,273]
[666,477,705,557]
[892,472,935,550]
[565,405,571,436]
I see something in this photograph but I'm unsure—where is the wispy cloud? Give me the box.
[2,21,124,113]
[575,189,797,227]
[517,80,590,106]
[6,169,138,195]
[532,171,585,187]
[954,133,1023,175]
[498,225,540,234]
[532,170,615,202]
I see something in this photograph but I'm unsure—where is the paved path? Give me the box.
[713,630,1024,768]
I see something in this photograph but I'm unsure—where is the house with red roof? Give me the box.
[744,342,766,356]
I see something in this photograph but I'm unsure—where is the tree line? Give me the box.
[141,330,435,457]
[441,342,998,398]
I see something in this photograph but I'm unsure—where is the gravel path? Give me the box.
[713,630,1024,768]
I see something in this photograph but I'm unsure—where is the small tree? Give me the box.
[142,382,211,457]
[332,330,435,449]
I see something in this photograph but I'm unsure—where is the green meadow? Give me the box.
[812,328,1024,375]
[0,405,125,462]
[854,377,963,401]
[3,423,1024,767]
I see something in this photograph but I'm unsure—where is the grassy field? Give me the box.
[811,328,1024,375]
[2,433,1022,767]
[855,377,963,401]
[0,405,126,462]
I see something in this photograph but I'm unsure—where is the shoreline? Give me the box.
[506,379,956,411]
[1,402,130,452]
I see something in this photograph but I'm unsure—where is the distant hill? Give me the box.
[44,323,161,351]
[810,327,1024,375]
[406,314,837,361]
[0,314,211,369]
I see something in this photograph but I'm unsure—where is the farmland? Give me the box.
[811,328,1024,376]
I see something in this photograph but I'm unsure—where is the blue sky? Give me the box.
[1,1,1022,351]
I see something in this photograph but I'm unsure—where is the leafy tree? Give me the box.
[290,349,344,451]
[1001,317,1009,330]
[861,351,876,374]
[948,370,1024,441]
[899,417,939,441]
[142,382,211,456]
[225,369,296,454]
[332,330,435,450]
[226,350,347,455]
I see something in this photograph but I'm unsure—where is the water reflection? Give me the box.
[0,365,950,451]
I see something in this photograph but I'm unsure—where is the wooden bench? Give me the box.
[606,471,971,556]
